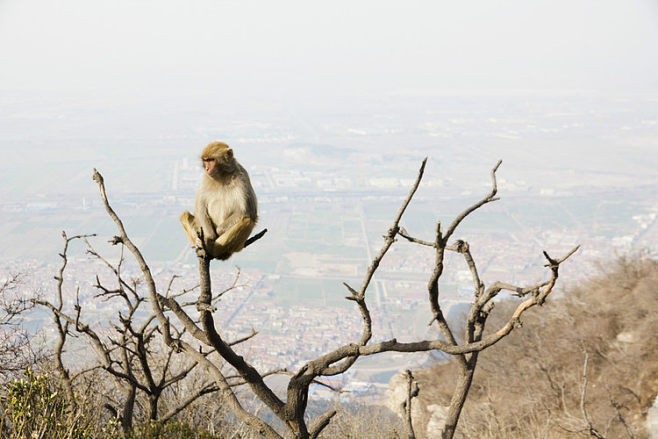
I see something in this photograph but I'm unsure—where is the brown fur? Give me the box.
[180,141,258,260]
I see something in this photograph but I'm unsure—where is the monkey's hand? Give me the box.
[194,228,209,259]
[202,231,217,253]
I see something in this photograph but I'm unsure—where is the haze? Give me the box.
[2,1,658,99]
[0,0,656,263]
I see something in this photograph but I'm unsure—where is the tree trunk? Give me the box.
[441,353,478,439]
[120,386,136,436]
[148,394,159,421]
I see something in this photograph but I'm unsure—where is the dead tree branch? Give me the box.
[0,273,38,378]
[91,158,575,439]
[402,369,419,439]
[92,169,282,439]
[35,230,223,434]
[555,352,610,438]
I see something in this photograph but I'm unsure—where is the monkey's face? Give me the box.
[202,157,217,176]
[200,141,236,177]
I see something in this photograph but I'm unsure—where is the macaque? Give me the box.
[180,141,258,260]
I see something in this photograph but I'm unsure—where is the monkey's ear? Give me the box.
[226,148,233,158]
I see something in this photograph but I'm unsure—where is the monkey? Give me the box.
[180,141,258,260]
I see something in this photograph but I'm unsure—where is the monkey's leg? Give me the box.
[179,211,199,245]
[211,217,255,260]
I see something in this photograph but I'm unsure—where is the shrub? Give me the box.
[0,368,96,439]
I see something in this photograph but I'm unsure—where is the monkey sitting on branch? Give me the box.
[180,141,259,260]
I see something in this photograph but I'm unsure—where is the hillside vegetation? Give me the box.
[412,256,658,438]
[2,256,656,438]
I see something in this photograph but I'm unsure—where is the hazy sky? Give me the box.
[1,0,658,103]
[0,1,656,263]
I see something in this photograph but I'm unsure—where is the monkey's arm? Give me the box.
[194,197,218,246]
[181,198,218,249]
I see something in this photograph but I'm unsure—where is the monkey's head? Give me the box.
[200,141,237,178]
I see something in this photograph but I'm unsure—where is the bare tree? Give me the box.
[439,254,657,439]
[0,273,37,380]
[556,352,636,439]
[556,353,607,438]
[33,232,234,435]
[89,159,576,439]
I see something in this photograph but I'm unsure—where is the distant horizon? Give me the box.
[2,1,658,100]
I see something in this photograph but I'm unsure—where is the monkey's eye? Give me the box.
[202,158,215,163]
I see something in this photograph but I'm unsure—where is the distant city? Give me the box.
[1,91,656,399]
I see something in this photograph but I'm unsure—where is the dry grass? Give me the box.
[414,256,658,438]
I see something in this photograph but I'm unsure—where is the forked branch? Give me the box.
[89,158,576,439]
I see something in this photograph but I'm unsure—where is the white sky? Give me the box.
[1,0,658,101]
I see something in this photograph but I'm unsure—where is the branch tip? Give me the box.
[92,168,103,184]
[342,282,358,296]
